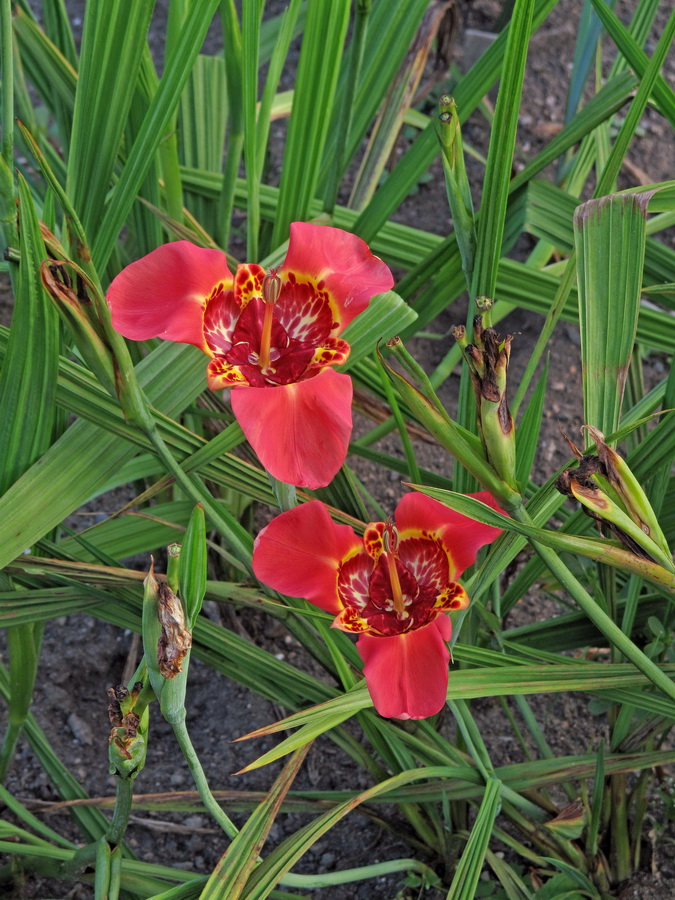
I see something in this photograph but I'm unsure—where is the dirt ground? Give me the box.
[1,1,675,897]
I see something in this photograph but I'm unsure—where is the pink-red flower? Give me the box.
[107,224,393,488]
[252,493,503,719]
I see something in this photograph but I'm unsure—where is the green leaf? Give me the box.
[271,0,350,244]
[447,778,502,900]
[471,0,535,301]
[92,0,222,270]
[574,193,648,440]
[515,357,549,488]
[199,746,309,900]
[66,0,154,238]
[0,343,206,572]
[0,175,59,493]
[179,504,207,629]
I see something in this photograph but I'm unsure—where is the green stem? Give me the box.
[106,778,134,847]
[513,505,675,706]
[170,713,238,839]
[143,421,252,571]
[376,352,420,485]
[610,772,631,883]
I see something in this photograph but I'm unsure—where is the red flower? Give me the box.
[252,493,503,719]
[107,224,393,488]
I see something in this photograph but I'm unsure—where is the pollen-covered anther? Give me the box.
[257,270,283,371]
[381,520,407,614]
[382,519,399,553]
[262,269,282,305]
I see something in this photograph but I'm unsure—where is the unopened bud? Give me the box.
[584,425,671,560]
[556,435,674,572]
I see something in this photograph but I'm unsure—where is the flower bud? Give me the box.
[107,682,148,780]
[556,431,674,573]
[455,316,517,491]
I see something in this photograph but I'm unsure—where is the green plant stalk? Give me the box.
[109,844,122,900]
[511,256,576,416]
[386,337,448,417]
[169,712,238,841]
[513,505,675,705]
[107,777,135,848]
[586,743,604,860]
[437,96,476,290]
[610,772,630,883]
[376,351,420,485]
[269,475,297,512]
[449,700,494,782]
[323,0,371,213]
[142,569,238,840]
[599,564,619,665]
[94,836,111,900]
[629,767,651,871]
[383,341,522,507]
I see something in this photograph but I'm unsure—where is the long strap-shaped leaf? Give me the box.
[574,192,648,440]
[0,343,205,572]
[65,0,154,238]
[352,0,559,243]
[0,177,59,491]
[92,0,221,271]
[271,0,350,245]
[198,746,309,900]
[446,778,502,900]
[470,0,534,302]
[0,178,61,779]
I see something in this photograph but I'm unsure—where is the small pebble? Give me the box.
[67,713,93,745]
[565,326,581,346]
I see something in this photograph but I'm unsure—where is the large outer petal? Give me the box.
[357,616,452,719]
[280,223,394,329]
[107,241,232,349]
[252,500,362,613]
[231,369,352,489]
[394,492,504,580]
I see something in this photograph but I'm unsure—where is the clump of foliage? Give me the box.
[0,0,674,898]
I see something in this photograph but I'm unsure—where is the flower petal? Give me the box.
[357,616,452,719]
[280,223,394,329]
[107,241,233,349]
[252,500,362,613]
[230,369,353,489]
[395,492,504,579]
